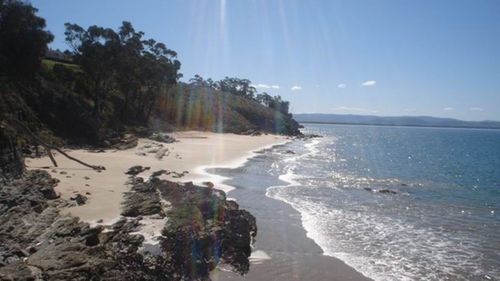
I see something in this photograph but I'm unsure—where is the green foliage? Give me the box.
[154,82,301,135]
[42,59,80,71]
[0,0,53,79]
[184,75,297,134]
[0,0,300,151]
[63,21,181,124]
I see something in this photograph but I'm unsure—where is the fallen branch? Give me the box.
[49,145,105,171]
[9,119,105,172]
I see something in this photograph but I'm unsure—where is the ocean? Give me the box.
[215,123,500,281]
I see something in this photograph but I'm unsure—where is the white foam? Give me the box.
[265,137,496,281]
[195,139,292,193]
[249,250,271,265]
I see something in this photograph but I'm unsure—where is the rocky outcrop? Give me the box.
[149,132,177,144]
[121,176,163,217]
[156,180,257,278]
[0,169,257,280]
[364,187,398,195]
[125,165,150,176]
[104,133,139,150]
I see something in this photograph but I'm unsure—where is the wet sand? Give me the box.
[209,164,373,281]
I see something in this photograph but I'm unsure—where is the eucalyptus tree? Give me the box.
[64,23,120,120]
[0,0,53,79]
[64,21,181,125]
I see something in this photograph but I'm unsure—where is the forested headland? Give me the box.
[1,0,300,177]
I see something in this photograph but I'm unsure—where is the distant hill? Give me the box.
[293,113,500,129]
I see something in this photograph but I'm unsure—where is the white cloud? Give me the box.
[251,84,281,90]
[251,84,271,89]
[361,80,376,86]
[443,107,454,111]
[337,83,346,88]
[332,106,379,114]
[469,107,483,111]
[291,85,302,91]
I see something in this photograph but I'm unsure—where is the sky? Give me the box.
[32,0,500,121]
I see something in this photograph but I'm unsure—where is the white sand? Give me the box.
[26,131,289,225]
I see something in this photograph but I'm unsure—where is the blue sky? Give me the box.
[32,0,500,121]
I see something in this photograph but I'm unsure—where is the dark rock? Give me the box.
[203,181,214,188]
[125,165,150,176]
[378,189,397,194]
[121,179,163,217]
[364,187,373,192]
[150,169,168,178]
[70,194,88,205]
[108,134,138,150]
[157,180,256,278]
[296,133,323,140]
[284,150,295,154]
[171,171,188,178]
[240,129,262,136]
[149,132,177,144]
[1,169,257,281]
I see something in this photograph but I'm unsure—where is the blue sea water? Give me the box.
[263,124,500,280]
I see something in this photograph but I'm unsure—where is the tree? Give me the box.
[216,77,256,100]
[0,0,53,79]
[64,23,119,120]
[139,38,181,124]
[64,21,181,124]
[269,95,290,115]
[256,92,273,107]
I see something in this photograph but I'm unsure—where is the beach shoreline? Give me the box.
[208,140,373,281]
[25,131,371,280]
[26,131,289,225]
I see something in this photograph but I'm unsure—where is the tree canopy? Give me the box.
[189,74,291,116]
[64,21,181,123]
[0,0,53,79]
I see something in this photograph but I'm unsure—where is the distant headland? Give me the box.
[294,113,500,129]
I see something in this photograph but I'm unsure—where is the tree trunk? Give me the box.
[0,131,24,179]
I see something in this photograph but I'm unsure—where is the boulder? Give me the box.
[70,194,88,205]
[125,165,150,176]
[149,132,177,144]
[378,189,397,195]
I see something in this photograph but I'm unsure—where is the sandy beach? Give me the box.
[25,131,371,281]
[26,131,289,225]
